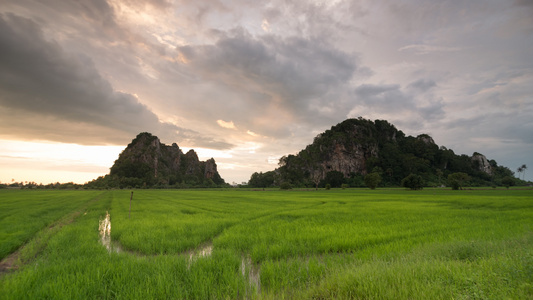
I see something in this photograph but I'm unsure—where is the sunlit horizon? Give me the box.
[0,139,272,185]
[1,0,531,184]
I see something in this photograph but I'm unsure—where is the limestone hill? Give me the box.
[87,132,225,188]
[249,118,514,188]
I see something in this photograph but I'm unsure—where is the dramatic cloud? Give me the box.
[0,0,532,183]
[0,13,231,149]
[176,29,359,136]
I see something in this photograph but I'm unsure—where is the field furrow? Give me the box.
[1,188,532,299]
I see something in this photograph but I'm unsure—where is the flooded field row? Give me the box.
[2,189,532,299]
[98,211,261,293]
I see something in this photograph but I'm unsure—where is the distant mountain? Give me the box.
[86,132,225,188]
[249,118,514,188]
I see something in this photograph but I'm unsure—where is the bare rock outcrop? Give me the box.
[471,153,493,175]
[204,158,218,179]
[417,134,435,145]
[319,141,378,177]
[108,132,225,186]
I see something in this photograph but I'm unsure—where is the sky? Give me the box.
[0,0,532,185]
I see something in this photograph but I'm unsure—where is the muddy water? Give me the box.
[241,256,261,294]
[97,213,261,294]
[98,212,111,250]
[188,244,213,260]
[186,243,213,269]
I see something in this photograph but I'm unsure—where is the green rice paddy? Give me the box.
[1,188,532,299]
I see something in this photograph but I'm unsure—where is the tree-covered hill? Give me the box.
[249,118,515,188]
[86,132,226,189]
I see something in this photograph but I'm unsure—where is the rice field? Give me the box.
[1,188,532,299]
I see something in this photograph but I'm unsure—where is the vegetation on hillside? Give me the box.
[249,118,522,189]
[2,121,528,190]
[85,132,227,189]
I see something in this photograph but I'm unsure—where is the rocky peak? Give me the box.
[417,134,435,145]
[108,132,225,187]
[471,153,493,175]
[204,158,218,179]
[185,149,199,161]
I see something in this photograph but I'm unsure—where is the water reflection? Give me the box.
[98,212,120,253]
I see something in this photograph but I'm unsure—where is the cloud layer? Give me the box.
[0,12,231,148]
[1,0,532,182]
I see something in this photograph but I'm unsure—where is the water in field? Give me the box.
[3,189,533,299]
[186,243,213,270]
[98,212,120,253]
[241,255,261,294]
[188,244,213,260]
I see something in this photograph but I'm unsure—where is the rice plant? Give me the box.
[1,188,531,299]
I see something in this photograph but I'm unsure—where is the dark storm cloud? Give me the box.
[12,0,121,38]
[0,13,232,148]
[0,13,160,132]
[177,28,358,133]
[1,0,531,183]
[6,0,169,57]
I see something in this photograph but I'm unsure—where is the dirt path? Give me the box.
[0,195,102,277]
[0,249,21,274]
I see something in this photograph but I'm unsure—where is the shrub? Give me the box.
[447,172,470,190]
[501,176,515,189]
[325,184,331,190]
[325,171,345,188]
[401,174,424,190]
[280,182,292,190]
[364,172,381,190]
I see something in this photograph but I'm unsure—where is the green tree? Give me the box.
[325,171,344,188]
[401,174,424,190]
[436,169,443,186]
[280,182,292,190]
[518,164,527,180]
[447,172,470,190]
[502,176,515,189]
[364,172,381,190]
[248,171,276,188]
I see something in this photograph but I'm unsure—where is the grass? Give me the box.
[0,190,104,260]
[0,188,532,299]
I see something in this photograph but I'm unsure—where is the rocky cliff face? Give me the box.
[416,134,435,145]
[320,143,373,177]
[274,118,497,187]
[471,153,493,175]
[108,132,225,186]
[315,131,379,178]
[204,158,218,179]
[276,118,388,184]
